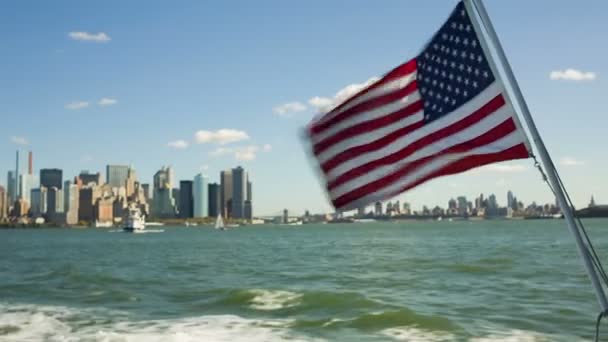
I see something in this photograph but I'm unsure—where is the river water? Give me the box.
[1,219,607,341]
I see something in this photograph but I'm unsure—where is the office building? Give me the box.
[142,183,151,202]
[125,167,137,198]
[106,165,129,188]
[193,174,208,218]
[40,169,63,189]
[179,180,194,218]
[151,166,176,218]
[78,171,102,186]
[7,171,16,205]
[208,183,221,217]
[220,170,232,217]
[0,186,7,220]
[30,187,48,217]
[231,166,247,219]
[14,150,19,200]
[65,182,79,225]
[244,200,252,221]
[78,187,96,222]
[12,198,29,218]
[95,197,114,224]
[47,187,64,216]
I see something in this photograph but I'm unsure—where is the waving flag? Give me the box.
[305,1,531,211]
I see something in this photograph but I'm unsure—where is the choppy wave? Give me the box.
[0,303,313,342]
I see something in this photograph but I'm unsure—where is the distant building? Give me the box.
[193,174,208,218]
[283,209,289,224]
[457,196,468,216]
[231,167,247,219]
[179,180,194,218]
[40,169,63,190]
[142,183,151,202]
[11,198,29,218]
[208,183,221,217]
[6,171,16,205]
[95,197,114,224]
[590,196,597,208]
[0,186,7,220]
[244,200,252,221]
[125,167,137,198]
[47,187,64,219]
[77,171,102,186]
[374,202,383,216]
[64,182,79,225]
[151,167,176,218]
[220,170,232,218]
[30,187,48,217]
[106,165,129,189]
[78,187,97,222]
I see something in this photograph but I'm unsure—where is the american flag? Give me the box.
[305,1,531,211]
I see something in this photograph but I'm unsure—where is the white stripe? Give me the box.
[314,72,417,126]
[311,91,421,145]
[331,127,523,198]
[316,82,505,165]
[327,102,516,188]
[335,132,525,209]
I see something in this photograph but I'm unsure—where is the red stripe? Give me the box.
[313,100,424,155]
[328,117,518,191]
[320,93,506,174]
[310,80,419,135]
[333,143,529,209]
[312,59,418,128]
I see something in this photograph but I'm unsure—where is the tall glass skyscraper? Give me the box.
[40,169,63,189]
[231,167,247,219]
[193,174,208,218]
[178,180,194,218]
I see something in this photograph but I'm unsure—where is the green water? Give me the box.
[1,220,607,341]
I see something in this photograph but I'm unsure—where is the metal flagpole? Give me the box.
[463,0,608,311]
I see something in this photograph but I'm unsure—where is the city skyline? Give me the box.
[1,1,606,214]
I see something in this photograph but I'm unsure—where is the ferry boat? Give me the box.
[123,205,145,233]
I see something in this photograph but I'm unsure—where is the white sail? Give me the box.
[215,215,224,230]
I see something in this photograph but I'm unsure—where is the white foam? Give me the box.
[470,329,557,342]
[0,303,316,342]
[381,326,454,341]
[248,289,302,311]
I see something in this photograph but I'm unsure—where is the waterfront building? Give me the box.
[244,200,252,221]
[220,170,232,218]
[151,166,176,218]
[208,183,221,217]
[7,171,17,206]
[47,187,64,217]
[14,150,20,202]
[507,191,514,210]
[78,187,98,222]
[283,209,288,224]
[12,198,29,218]
[179,180,194,218]
[457,196,468,216]
[95,197,114,224]
[193,174,208,218]
[231,167,247,219]
[106,165,129,189]
[113,196,127,220]
[142,183,151,202]
[40,169,63,189]
[30,187,48,217]
[374,202,382,216]
[64,182,79,225]
[0,186,6,220]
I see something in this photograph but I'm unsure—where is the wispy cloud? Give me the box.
[273,102,307,117]
[210,144,272,161]
[550,69,596,82]
[308,77,380,113]
[195,129,249,145]
[560,157,585,166]
[167,140,189,149]
[65,101,89,110]
[471,163,527,175]
[10,136,29,146]
[68,31,111,42]
[98,97,117,106]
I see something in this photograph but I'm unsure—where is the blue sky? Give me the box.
[1,0,606,215]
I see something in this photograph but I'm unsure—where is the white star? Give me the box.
[459,64,465,71]
[438,107,443,113]
[447,85,453,91]
[464,78,470,85]
[463,38,469,46]
[442,60,448,67]
[457,76,462,82]
[473,81,479,88]
[450,61,456,68]
[439,82,444,89]
[452,50,458,57]
[442,33,448,40]
[434,69,440,75]
[459,23,464,31]
[474,69,480,76]
[470,52,476,60]
[463,90,469,97]
[451,22,457,29]
[467,66,473,73]
[461,51,467,58]
[455,37,461,44]
[461,9,466,17]
[466,25,472,32]
[429,90,434,96]
[472,40,478,47]
[421,87,427,94]
[451,99,457,105]
[432,79,437,86]
[477,55,483,63]
[483,71,490,78]
[448,74,454,80]
[449,35,455,42]
[437,93,442,100]
[455,88,460,94]
[432,104,437,110]
[444,96,450,103]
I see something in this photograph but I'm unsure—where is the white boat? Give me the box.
[123,205,145,233]
[145,222,164,227]
[94,220,113,228]
[215,214,226,230]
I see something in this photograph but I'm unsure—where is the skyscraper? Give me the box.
[208,183,221,217]
[507,190,514,209]
[125,167,137,198]
[231,166,247,219]
[64,182,79,225]
[78,171,102,186]
[193,174,208,218]
[220,170,232,218]
[14,150,19,200]
[40,169,63,189]
[106,165,129,189]
[179,180,194,218]
[19,150,34,204]
[151,166,176,218]
[0,186,7,220]
[30,187,48,217]
[6,171,16,205]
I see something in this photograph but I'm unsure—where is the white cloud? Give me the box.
[262,144,272,152]
[273,102,307,117]
[167,140,189,149]
[560,157,585,166]
[471,163,527,175]
[68,31,111,42]
[65,101,89,110]
[308,77,380,113]
[195,129,249,145]
[98,97,117,106]
[10,136,29,145]
[550,69,596,81]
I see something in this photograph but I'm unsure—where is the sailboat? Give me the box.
[215,214,225,230]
